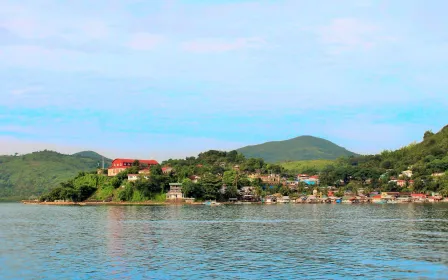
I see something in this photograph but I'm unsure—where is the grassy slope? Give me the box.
[0,150,112,200]
[238,135,358,162]
[280,159,335,172]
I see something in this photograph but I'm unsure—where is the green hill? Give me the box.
[237,136,359,163]
[351,125,448,176]
[0,150,111,200]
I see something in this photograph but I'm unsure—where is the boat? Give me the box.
[203,200,222,206]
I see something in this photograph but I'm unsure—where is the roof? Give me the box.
[112,158,159,165]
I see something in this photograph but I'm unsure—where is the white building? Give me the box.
[166,183,184,200]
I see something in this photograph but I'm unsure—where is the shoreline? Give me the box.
[21,200,448,206]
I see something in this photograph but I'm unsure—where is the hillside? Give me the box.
[73,151,111,163]
[351,125,448,176]
[0,150,111,200]
[280,159,335,173]
[237,136,358,162]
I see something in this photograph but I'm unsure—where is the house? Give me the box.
[303,176,319,185]
[166,183,184,200]
[278,196,290,203]
[372,195,385,203]
[240,186,255,195]
[220,185,227,194]
[128,174,139,181]
[260,174,280,183]
[162,167,173,174]
[108,158,159,176]
[139,169,150,175]
[432,172,445,177]
[297,174,310,181]
[189,175,201,183]
[401,170,413,178]
[396,180,406,187]
[381,192,400,199]
[411,193,427,201]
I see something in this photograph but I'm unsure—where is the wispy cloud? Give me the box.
[127,33,164,51]
[182,37,266,53]
[10,85,42,96]
[315,18,395,54]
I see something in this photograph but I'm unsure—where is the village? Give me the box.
[107,158,448,205]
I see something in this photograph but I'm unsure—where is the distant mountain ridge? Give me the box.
[0,150,112,200]
[237,135,359,162]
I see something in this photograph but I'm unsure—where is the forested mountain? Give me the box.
[237,135,359,162]
[0,150,111,200]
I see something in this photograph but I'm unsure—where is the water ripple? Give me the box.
[0,203,448,279]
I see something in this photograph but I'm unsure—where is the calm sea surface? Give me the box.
[1,203,448,279]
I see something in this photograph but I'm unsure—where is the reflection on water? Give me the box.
[1,203,448,279]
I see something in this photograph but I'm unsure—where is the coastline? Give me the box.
[21,200,448,206]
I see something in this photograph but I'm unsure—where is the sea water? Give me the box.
[1,203,447,279]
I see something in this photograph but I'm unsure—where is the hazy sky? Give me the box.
[0,0,447,160]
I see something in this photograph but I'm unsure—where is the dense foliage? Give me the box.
[237,135,358,162]
[316,126,448,195]
[0,150,111,200]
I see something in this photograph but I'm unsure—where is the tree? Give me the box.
[181,178,204,199]
[200,173,222,200]
[222,170,237,187]
[424,130,434,140]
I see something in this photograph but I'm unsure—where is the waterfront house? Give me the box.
[411,193,427,202]
[108,158,159,176]
[381,192,400,199]
[306,195,318,203]
[265,195,277,203]
[372,195,385,203]
[166,183,184,200]
[278,196,290,203]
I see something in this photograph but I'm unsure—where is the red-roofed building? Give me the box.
[162,167,173,174]
[108,158,159,176]
[411,193,427,201]
[297,174,310,180]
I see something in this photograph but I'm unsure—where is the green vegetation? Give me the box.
[39,150,289,202]
[317,126,448,195]
[8,125,448,202]
[280,159,335,173]
[0,150,111,200]
[237,135,358,162]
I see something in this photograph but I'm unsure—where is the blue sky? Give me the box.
[0,0,447,160]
